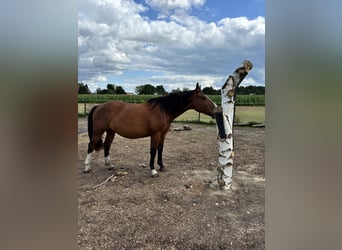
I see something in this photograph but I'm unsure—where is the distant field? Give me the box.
[234,106,265,124]
[78,93,265,124]
[78,103,264,125]
[175,106,265,124]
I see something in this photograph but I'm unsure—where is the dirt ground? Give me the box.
[78,118,265,249]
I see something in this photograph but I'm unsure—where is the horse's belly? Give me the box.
[113,121,152,139]
[109,107,166,138]
[117,129,150,139]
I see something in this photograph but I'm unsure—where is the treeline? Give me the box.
[201,86,265,95]
[78,83,126,94]
[78,83,265,95]
[78,94,265,106]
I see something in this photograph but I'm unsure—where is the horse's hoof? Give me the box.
[107,166,115,171]
[83,169,92,173]
[151,169,158,177]
[159,167,166,171]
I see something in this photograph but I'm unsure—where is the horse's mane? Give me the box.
[147,90,194,116]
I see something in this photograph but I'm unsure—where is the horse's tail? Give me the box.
[88,105,103,151]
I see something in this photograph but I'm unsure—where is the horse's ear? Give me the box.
[195,82,201,92]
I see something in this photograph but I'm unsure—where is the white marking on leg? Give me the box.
[105,155,114,169]
[151,169,158,176]
[105,155,111,165]
[84,165,91,172]
[84,152,92,172]
[85,152,92,165]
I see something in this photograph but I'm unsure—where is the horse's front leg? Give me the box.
[150,134,161,177]
[149,147,158,176]
[157,133,166,171]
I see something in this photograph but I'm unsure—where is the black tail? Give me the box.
[88,105,103,151]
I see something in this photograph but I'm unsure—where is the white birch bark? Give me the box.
[214,60,253,190]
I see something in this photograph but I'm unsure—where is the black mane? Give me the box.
[147,91,194,116]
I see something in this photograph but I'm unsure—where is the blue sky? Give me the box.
[78,0,264,93]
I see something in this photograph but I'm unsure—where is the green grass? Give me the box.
[78,102,265,125]
[78,103,265,125]
[78,103,97,115]
[174,110,216,124]
[174,106,265,125]
[234,106,265,124]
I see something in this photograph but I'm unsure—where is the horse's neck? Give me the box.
[167,105,191,122]
[156,93,193,123]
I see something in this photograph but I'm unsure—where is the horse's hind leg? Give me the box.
[84,142,94,173]
[84,132,103,173]
[104,129,115,170]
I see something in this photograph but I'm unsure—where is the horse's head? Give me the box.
[189,83,217,117]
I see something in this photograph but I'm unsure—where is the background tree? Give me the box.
[155,85,167,95]
[96,88,107,94]
[135,84,156,95]
[95,84,126,94]
[106,84,115,94]
[236,86,265,95]
[115,86,126,94]
[170,88,181,93]
[202,86,220,95]
[78,83,92,94]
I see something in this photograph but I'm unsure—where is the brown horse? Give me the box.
[84,83,216,176]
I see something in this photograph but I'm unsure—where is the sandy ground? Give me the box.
[78,119,265,249]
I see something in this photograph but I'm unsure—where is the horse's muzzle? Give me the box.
[212,106,222,117]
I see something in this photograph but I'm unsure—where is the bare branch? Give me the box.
[91,174,115,189]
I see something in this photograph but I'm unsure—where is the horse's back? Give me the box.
[93,100,167,139]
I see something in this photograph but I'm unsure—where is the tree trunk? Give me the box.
[214,60,253,190]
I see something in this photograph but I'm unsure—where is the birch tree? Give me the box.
[214,60,253,190]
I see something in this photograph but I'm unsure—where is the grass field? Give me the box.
[174,106,265,124]
[78,103,265,125]
[234,106,265,124]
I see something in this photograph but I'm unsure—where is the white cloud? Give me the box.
[145,0,205,12]
[78,0,265,92]
[112,74,215,93]
[81,74,108,92]
[95,75,107,82]
[82,81,100,92]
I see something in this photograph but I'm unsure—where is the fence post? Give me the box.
[197,112,201,123]
[214,60,252,190]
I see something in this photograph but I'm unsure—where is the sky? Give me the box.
[78,0,265,93]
